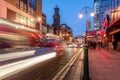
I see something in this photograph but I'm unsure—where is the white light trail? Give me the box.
[0,50,35,61]
[0,52,56,79]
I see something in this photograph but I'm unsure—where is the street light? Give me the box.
[79,7,94,80]
[79,6,94,44]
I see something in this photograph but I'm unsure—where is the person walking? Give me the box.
[100,41,103,48]
[112,40,117,50]
[93,41,96,50]
[98,41,101,49]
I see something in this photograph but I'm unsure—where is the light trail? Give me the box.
[0,50,35,61]
[0,52,56,79]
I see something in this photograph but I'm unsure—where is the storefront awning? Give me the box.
[108,18,120,28]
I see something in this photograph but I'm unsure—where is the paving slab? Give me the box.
[89,48,120,80]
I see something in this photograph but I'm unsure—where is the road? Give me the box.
[0,47,82,80]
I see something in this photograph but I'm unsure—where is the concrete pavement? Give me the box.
[89,48,120,80]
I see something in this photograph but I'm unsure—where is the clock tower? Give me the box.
[52,5,60,35]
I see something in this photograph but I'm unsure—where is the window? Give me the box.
[7,9,16,21]
[28,0,36,17]
[16,0,27,13]
[16,13,27,25]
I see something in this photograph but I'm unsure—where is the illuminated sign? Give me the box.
[102,15,109,32]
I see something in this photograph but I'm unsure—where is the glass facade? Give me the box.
[94,0,110,30]
[94,0,101,30]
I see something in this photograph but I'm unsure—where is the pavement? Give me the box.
[88,48,120,80]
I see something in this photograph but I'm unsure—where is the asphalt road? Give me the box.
[0,47,82,80]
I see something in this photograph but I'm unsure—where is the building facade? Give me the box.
[105,0,120,49]
[94,0,110,30]
[61,24,73,42]
[0,0,42,32]
[95,0,120,49]
[42,13,54,34]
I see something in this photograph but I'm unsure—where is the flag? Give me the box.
[87,20,91,31]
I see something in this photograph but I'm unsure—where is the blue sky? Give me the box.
[42,0,94,37]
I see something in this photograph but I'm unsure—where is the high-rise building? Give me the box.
[94,0,110,30]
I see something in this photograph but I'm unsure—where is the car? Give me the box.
[75,43,83,48]
[66,42,74,48]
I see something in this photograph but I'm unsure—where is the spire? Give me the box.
[55,4,59,9]
[54,4,59,14]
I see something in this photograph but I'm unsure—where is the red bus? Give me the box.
[0,18,43,49]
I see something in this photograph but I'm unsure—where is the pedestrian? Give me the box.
[93,41,96,50]
[98,41,101,49]
[100,41,103,48]
[112,40,117,50]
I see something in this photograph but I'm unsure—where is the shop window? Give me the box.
[29,19,36,28]
[16,13,27,25]
[42,26,47,33]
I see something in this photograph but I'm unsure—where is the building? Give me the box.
[52,5,73,42]
[86,30,98,42]
[0,0,42,32]
[42,13,54,34]
[103,0,120,49]
[52,5,61,35]
[61,24,73,42]
[94,0,110,30]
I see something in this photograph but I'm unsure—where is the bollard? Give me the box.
[82,46,90,80]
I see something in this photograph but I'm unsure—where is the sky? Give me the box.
[42,0,94,37]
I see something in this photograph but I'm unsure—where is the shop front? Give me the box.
[107,18,120,50]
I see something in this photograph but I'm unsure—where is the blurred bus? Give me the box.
[44,33,65,50]
[0,18,43,49]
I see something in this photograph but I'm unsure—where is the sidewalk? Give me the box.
[89,48,120,80]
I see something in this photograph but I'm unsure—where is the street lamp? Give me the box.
[79,6,94,44]
[79,7,94,80]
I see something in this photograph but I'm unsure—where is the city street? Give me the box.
[1,0,120,80]
[0,47,83,80]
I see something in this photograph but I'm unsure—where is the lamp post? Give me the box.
[79,6,94,44]
[79,6,94,80]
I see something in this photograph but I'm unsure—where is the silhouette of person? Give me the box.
[93,41,96,50]
[112,40,117,50]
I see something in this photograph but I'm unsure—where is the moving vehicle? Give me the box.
[0,18,43,49]
[44,33,65,50]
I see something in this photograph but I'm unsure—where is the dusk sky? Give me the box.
[42,0,94,37]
